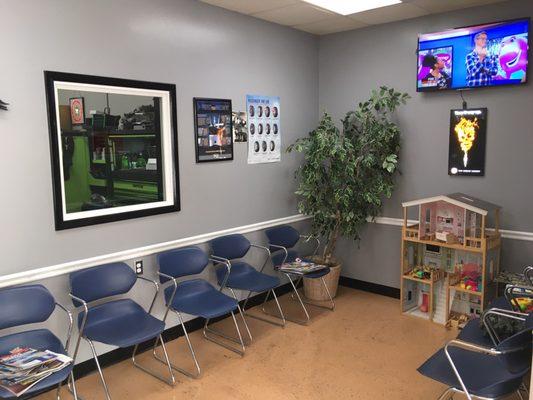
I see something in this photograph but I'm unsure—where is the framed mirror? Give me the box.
[44,71,180,230]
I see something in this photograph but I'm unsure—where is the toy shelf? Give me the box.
[403,236,483,253]
[448,284,482,296]
[400,193,501,327]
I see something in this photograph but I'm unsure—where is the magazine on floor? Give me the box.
[0,347,72,397]
[277,259,327,275]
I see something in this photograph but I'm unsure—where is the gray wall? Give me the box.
[319,0,533,288]
[0,0,318,274]
[0,0,317,362]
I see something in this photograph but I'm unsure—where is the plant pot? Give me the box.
[303,259,342,301]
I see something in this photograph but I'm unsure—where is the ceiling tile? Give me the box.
[252,3,334,26]
[200,0,298,15]
[411,0,507,14]
[295,16,369,35]
[349,2,429,25]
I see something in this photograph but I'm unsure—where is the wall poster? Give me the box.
[194,98,233,163]
[246,95,280,164]
[448,108,487,176]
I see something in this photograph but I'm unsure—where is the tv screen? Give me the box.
[417,18,529,91]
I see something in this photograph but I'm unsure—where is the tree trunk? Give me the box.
[323,212,341,264]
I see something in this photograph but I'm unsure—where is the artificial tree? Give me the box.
[288,86,409,265]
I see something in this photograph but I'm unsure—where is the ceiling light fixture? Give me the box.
[301,0,402,16]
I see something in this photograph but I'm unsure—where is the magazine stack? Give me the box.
[0,347,72,397]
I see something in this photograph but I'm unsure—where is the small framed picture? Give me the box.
[194,98,233,163]
[69,97,85,126]
[448,108,487,176]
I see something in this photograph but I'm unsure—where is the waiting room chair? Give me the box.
[69,262,175,400]
[210,234,286,334]
[154,246,247,378]
[0,284,78,399]
[418,311,533,400]
[265,225,334,325]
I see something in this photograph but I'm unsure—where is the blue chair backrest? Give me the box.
[70,262,136,305]
[211,234,250,260]
[495,312,533,373]
[0,285,55,330]
[158,246,209,282]
[265,225,300,251]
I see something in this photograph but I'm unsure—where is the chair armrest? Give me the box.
[156,271,180,323]
[444,339,501,400]
[250,244,272,273]
[250,243,271,255]
[523,266,533,286]
[209,256,231,291]
[268,244,288,266]
[54,302,74,353]
[68,293,90,365]
[482,308,527,345]
[136,276,160,313]
[505,284,533,312]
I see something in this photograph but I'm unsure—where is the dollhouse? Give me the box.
[400,193,501,326]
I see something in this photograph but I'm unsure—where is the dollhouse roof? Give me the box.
[402,193,501,216]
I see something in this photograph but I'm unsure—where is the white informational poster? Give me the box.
[246,95,280,164]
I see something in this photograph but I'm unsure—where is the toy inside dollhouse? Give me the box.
[400,193,501,326]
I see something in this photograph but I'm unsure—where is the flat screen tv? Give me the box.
[417,18,529,91]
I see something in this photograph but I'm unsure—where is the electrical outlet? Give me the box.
[135,260,143,275]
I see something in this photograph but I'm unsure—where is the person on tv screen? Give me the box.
[422,54,451,89]
[466,31,499,87]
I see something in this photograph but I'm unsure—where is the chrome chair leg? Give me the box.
[239,288,286,328]
[437,387,455,400]
[153,312,201,379]
[285,274,311,325]
[203,311,245,356]
[132,335,176,386]
[290,276,335,311]
[87,339,112,400]
[516,388,525,400]
[66,371,82,400]
[228,288,253,343]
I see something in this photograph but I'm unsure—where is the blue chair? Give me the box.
[265,225,334,325]
[0,285,78,399]
[458,287,533,348]
[210,234,286,332]
[155,246,247,378]
[69,262,174,400]
[418,312,533,400]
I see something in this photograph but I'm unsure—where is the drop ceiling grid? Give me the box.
[199,0,510,35]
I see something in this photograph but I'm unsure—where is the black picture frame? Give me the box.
[44,71,180,230]
[448,108,487,176]
[193,98,234,163]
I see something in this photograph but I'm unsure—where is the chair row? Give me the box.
[0,225,335,400]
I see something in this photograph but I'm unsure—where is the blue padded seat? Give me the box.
[489,296,513,311]
[163,279,238,319]
[265,225,300,253]
[266,225,330,279]
[80,299,165,348]
[456,295,517,346]
[418,314,532,398]
[0,330,73,399]
[215,261,280,293]
[418,347,526,398]
[0,285,73,399]
[456,318,492,347]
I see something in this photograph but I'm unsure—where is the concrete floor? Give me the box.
[37,287,458,400]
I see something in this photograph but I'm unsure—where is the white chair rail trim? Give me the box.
[1,215,531,289]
